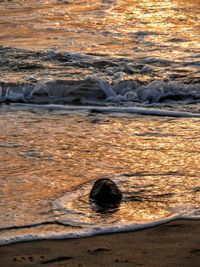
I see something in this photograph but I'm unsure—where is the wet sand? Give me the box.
[0,220,199,267]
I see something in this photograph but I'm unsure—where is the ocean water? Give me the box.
[0,0,200,245]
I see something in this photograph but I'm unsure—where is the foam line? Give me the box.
[1,214,199,246]
[12,103,200,118]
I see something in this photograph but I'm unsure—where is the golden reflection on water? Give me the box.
[0,109,200,227]
[0,0,199,58]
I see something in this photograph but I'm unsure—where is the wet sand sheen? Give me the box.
[0,220,199,267]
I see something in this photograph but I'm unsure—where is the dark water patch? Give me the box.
[167,38,187,43]
[139,57,174,66]
[191,187,200,192]
[182,61,200,67]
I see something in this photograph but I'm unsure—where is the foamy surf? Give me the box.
[1,79,200,106]
[1,76,200,117]
[1,46,199,115]
[0,215,182,245]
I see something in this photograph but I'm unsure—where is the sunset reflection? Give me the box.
[0,0,199,58]
[0,110,200,228]
[0,0,200,250]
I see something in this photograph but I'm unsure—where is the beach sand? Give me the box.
[0,220,199,267]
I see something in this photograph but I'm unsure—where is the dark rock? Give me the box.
[89,178,122,206]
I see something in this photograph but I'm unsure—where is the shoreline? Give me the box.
[0,219,199,267]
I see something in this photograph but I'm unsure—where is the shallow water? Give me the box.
[0,106,200,244]
[0,0,200,245]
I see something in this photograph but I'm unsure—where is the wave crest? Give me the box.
[1,78,200,108]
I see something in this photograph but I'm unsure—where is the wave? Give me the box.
[0,46,200,115]
[1,78,200,108]
[0,215,185,245]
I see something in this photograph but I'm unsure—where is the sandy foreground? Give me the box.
[0,220,199,267]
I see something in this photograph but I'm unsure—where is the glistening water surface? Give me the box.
[0,0,200,245]
[0,106,200,244]
[0,0,200,102]
[1,0,200,56]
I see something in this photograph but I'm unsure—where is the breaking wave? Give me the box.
[1,78,200,107]
[1,47,199,115]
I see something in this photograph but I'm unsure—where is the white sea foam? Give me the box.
[0,215,199,246]
[1,79,200,111]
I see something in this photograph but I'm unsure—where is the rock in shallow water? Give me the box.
[89,178,122,206]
